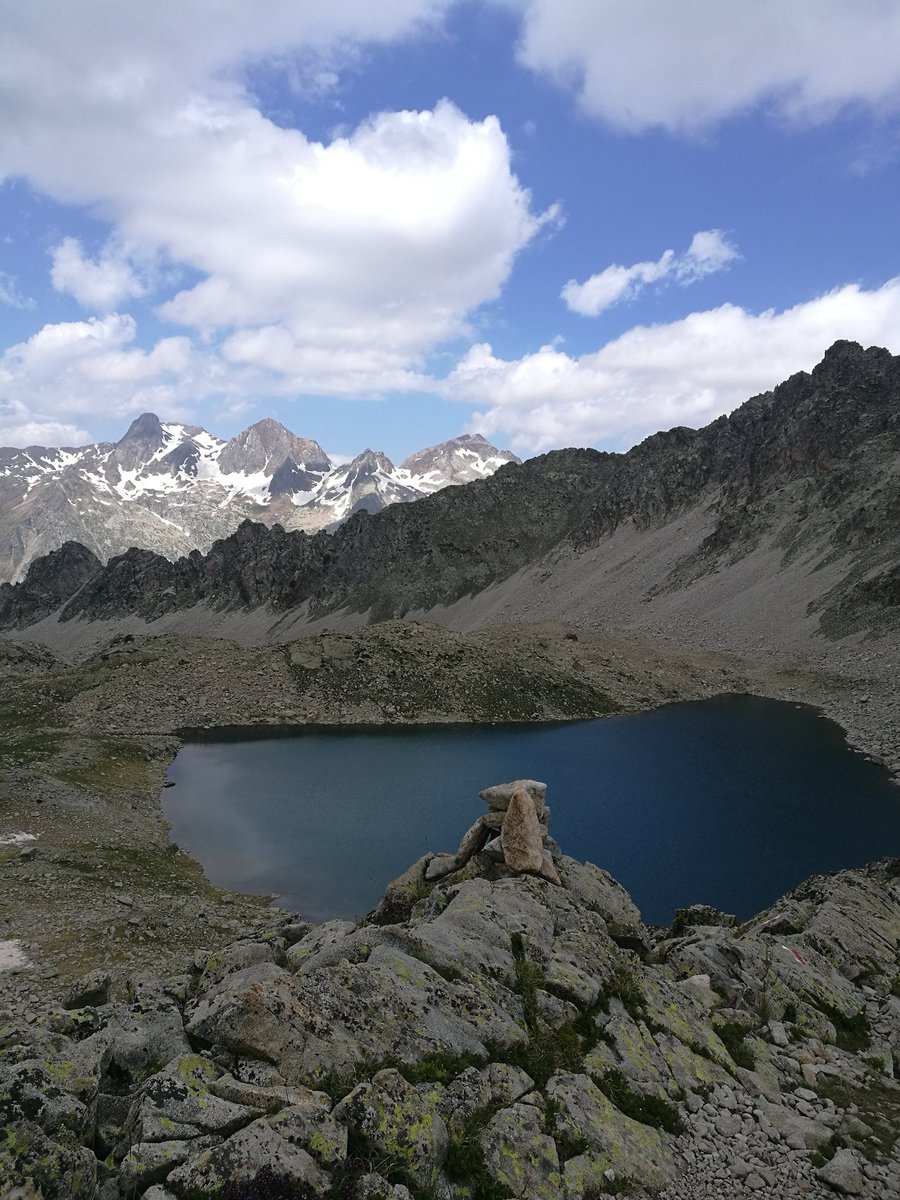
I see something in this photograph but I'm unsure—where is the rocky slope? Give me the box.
[0,415,517,583]
[1,341,895,655]
[3,779,900,1200]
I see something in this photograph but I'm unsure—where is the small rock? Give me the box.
[424,853,457,881]
[768,1020,790,1047]
[817,1148,864,1194]
[64,969,111,1009]
[479,779,547,812]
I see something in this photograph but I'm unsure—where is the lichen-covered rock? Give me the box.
[187,942,525,1086]
[64,969,111,1010]
[200,940,277,985]
[208,1071,328,1115]
[545,1072,675,1189]
[0,1120,99,1200]
[439,1062,537,1139]
[411,875,556,984]
[584,1006,677,1099]
[333,1068,448,1191]
[556,856,648,951]
[97,998,192,1090]
[0,1061,88,1137]
[368,855,431,925]
[480,1101,561,1199]
[135,1054,261,1144]
[353,1174,414,1200]
[758,1099,834,1151]
[166,1107,334,1196]
[285,919,355,972]
[119,1135,220,1191]
[816,1146,865,1194]
[424,852,457,881]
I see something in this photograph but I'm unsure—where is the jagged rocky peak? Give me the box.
[217,417,331,477]
[400,431,521,490]
[0,540,101,628]
[113,412,167,469]
[342,448,396,478]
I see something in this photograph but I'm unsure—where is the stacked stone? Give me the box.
[425,779,561,885]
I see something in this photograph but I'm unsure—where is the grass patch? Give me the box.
[596,1070,684,1135]
[816,1002,872,1052]
[597,964,647,1022]
[714,1021,756,1070]
[443,1100,509,1200]
[505,933,586,1085]
[816,1075,900,1161]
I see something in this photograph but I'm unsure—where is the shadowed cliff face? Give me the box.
[1,340,898,637]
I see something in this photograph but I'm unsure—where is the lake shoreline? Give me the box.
[1,618,898,1013]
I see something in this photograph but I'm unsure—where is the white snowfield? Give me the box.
[0,832,37,846]
[0,940,30,971]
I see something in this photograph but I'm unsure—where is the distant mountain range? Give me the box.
[2,341,897,654]
[0,414,518,582]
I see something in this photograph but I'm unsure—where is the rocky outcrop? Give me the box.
[3,786,900,1199]
[412,778,560,891]
[0,541,101,628]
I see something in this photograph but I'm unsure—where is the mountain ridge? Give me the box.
[0,415,519,583]
[3,340,897,648]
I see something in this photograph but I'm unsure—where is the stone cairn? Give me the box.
[425,778,561,886]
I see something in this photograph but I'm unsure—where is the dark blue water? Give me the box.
[162,696,900,926]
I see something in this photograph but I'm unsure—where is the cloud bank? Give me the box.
[512,0,900,132]
[0,0,551,437]
[447,278,900,453]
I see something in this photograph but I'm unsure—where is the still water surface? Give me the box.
[163,695,900,926]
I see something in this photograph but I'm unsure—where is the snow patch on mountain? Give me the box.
[0,417,519,582]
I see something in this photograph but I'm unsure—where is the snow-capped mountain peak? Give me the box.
[399,432,520,493]
[0,418,519,581]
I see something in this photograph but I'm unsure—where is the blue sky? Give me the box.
[2,0,900,460]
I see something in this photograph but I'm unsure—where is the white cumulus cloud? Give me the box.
[50,238,147,311]
[510,0,900,133]
[445,277,900,453]
[562,229,738,316]
[0,0,551,419]
[0,314,220,433]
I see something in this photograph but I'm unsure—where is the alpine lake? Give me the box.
[162,694,900,927]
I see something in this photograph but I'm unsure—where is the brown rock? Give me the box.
[454,817,491,866]
[538,850,562,886]
[480,780,547,813]
[500,788,545,874]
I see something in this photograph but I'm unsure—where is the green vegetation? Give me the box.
[816,1002,872,1052]
[713,1020,756,1070]
[816,1075,900,1161]
[597,963,647,1022]
[505,932,585,1085]
[595,1070,684,1135]
[443,1101,509,1200]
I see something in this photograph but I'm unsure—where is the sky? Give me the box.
[2,1,900,462]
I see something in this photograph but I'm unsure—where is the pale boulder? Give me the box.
[500,788,545,874]
[480,779,547,813]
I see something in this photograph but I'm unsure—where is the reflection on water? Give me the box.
[163,695,900,925]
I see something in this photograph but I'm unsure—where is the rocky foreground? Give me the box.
[3,781,900,1200]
